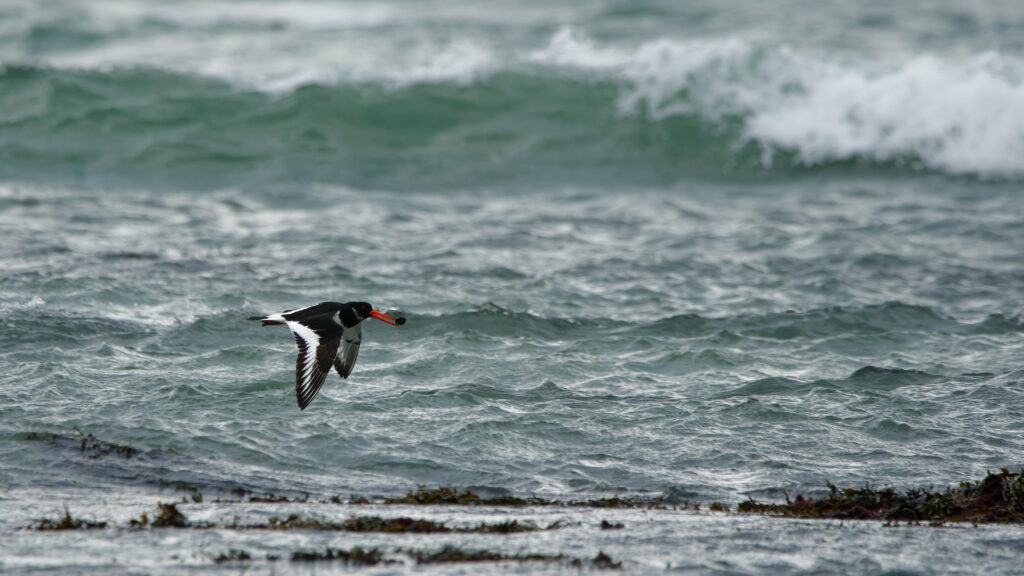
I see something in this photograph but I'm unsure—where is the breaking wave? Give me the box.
[3,23,1024,182]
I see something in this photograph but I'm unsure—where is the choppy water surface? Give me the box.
[1,1,1023,574]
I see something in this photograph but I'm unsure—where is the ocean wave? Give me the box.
[533,28,1024,179]
[3,26,1024,183]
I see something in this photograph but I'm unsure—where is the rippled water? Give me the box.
[2,1,1024,574]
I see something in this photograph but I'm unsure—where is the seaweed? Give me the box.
[151,502,190,528]
[31,507,108,531]
[38,508,545,533]
[260,514,543,534]
[381,485,660,508]
[122,480,662,509]
[291,547,393,565]
[414,547,505,564]
[145,502,216,528]
[384,486,557,506]
[471,519,539,533]
[283,546,603,567]
[413,545,564,565]
[571,551,623,570]
[345,516,452,533]
[385,486,484,505]
[212,549,252,563]
[738,469,1024,524]
[592,551,623,569]
[23,431,139,459]
[569,496,663,509]
[77,432,140,459]
[262,514,450,533]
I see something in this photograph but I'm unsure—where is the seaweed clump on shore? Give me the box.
[578,551,623,570]
[413,545,566,565]
[739,469,1024,524]
[385,486,552,506]
[569,495,664,509]
[288,546,598,567]
[345,515,452,533]
[31,507,108,531]
[77,432,140,459]
[384,486,661,508]
[151,502,191,527]
[292,547,394,565]
[261,514,545,534]
[472,519,540,533]
[212,549,252,563]
[23,431,139,459]
[144,502,214,528]
[263,514,450,533]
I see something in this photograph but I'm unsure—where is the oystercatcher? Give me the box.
[249,302,406,410]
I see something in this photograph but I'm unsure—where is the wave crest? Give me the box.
[535,28,1024,178]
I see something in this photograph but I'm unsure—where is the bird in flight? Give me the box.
[249,301,405,410]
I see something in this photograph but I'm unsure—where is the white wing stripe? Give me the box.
[288,321,320,388]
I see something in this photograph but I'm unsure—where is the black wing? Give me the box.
[288,321,341,410]
[333,323,362,379]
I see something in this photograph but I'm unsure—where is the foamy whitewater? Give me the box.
[1,1,1023,574]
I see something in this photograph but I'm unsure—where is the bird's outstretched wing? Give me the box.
[287,321,340,410]
[334,323,362,379]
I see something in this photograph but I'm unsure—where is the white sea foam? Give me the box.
[228,38,496,93]
[375,40,495,88]
[19,1,496,93]
[534,27,1024,178]
[745,52,1024,177]
[71,1,403,31]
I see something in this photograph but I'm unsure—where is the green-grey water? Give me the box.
[2,1,1023,574]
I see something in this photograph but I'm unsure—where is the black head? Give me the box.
[339,302,373,326]
[344,301,402,327]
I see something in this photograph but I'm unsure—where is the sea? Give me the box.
[1,1,1023,574]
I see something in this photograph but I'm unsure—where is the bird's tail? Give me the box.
[248,315,284,326]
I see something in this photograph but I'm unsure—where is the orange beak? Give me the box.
[370,310,404,326]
